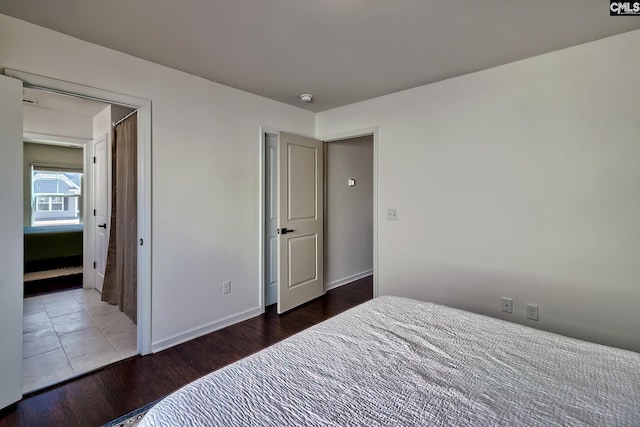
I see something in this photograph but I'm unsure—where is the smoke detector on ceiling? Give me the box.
[299,94,313,103]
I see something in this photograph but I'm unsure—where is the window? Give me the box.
[36,196,64,212]
[31,167,83,227]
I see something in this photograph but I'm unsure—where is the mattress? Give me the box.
[139,296,640,426]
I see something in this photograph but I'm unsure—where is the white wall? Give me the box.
[23,142,84,226]
[325,136,373,288]
[0,75,24,409]
[0,14,315,350]
[93,105,111,140]
[23,104,93,139]
[317,30,640,352]
[5,13,639,354]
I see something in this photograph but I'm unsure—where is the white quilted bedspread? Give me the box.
[139,296,640,426]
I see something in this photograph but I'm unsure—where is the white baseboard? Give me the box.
[325,269,373,291]
[151,306,262,353]
[151,271,372,353]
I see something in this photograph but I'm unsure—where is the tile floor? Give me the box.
[23,288,137,394]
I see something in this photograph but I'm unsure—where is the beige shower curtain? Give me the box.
[102,112,137,323]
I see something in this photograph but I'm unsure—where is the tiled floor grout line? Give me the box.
[74,291,135,361]
[85,300,136,359]
[23,288,137,393]
[78,292,137,359]
[81,303,124,359]
[54,332,75,376]
[61,294,98,376]
[22,347,62,363]
[94,319,125,359]
[43,292,89,377]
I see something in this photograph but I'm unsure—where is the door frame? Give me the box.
[262,132,278,307]
[92,132,110,292]
[259,126,380,310]
[259,127,280,310]
[7,69,152,355]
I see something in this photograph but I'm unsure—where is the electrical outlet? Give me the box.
[223,280,231,295]
[387,208,398,221]
[502,297,513,314]
[526,303,539,321]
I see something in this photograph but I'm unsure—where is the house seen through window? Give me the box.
[32,167,83,227]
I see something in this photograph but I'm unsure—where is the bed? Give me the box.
[139,296,640,426]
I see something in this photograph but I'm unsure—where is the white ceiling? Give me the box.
[2,1,639,112]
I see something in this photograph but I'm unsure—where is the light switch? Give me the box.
[348,178,356,187]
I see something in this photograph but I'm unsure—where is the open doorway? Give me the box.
[324,135,374,290]
[20,87,138,393]
[261,130,374,310]
[23,140,85,296]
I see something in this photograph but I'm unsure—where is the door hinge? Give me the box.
[93,156,96,164]
[93,209,96,216]
[93,261,96,269]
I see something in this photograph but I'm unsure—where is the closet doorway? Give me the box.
[260,128,377,312]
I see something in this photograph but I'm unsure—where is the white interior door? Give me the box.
[277,132,324,314]
[0,75,24,408]
[265,134,278,306]
[93,133,109,292]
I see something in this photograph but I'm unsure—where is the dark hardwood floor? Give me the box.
[1,276,373,427]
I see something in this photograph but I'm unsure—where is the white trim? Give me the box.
[8,69,153,355]
[135,105,152,355]
[5,69,144,108]
[151,306,262,353]
[84,142,94,288]
[317,126,380,298]
[259,126,280,311]
[325,270,373,291]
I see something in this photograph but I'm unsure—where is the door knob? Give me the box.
[277,227,294,235]
[98,224,107,229]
